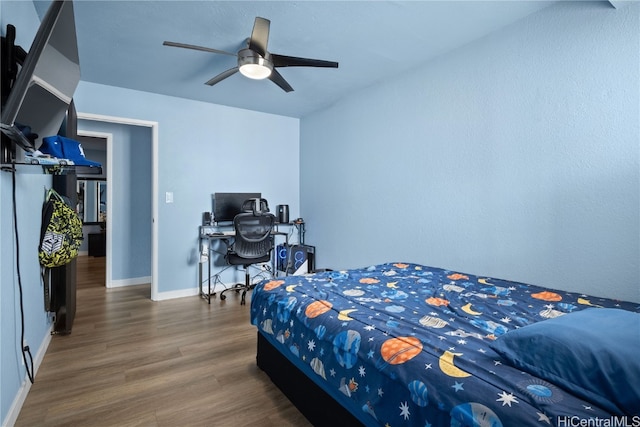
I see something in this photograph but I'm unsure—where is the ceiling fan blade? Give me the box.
[248,17,270,57]
[271,53,338,68]
[205,67,239,86]
[163,41,236,57]
[268,69,294,93]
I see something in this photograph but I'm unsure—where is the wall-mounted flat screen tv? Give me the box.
[0,0,80,157]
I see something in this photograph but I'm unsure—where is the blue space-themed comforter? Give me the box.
[250,262,640,426]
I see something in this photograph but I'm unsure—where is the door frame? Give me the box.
[77,112,159,300]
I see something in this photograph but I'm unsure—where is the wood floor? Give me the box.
[16,256,312,427]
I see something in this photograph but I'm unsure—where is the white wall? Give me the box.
[300,2,639,303]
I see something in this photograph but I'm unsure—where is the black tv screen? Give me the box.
[213,192,261,223]
[0,0,80,156]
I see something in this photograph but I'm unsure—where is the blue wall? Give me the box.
[75,119,153,283]
[1,3,300,424]
[72,83,301,296]
[1,171,53,426]
[3,0,639,424]
[1,2,55,424]
[300,1,639,303]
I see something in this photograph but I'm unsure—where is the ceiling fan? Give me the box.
[163,17,338,92]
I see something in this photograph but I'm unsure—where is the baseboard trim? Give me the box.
[2,327,52,427]
[106,277,198,301]
[154,287,199,301]
[107,276,152,288]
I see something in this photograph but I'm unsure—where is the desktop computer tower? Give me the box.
[277,244,315,275]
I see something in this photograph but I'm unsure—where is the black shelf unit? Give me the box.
[0,159,102,175]
[49,173,78,334]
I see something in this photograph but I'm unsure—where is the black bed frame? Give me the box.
[256,332,365,426]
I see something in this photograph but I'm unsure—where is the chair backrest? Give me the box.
[231,211,275,259]
[241,197,270,216]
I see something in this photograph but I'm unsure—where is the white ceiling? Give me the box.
[35,1,558,118]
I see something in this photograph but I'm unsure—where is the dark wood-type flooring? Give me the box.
[15,255,311,427]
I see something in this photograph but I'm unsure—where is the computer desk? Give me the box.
[198,225,290,304]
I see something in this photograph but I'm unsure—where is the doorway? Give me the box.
[76,133,108,288]
[77,113,159,300]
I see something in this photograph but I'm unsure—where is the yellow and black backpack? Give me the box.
[39,188,83,268]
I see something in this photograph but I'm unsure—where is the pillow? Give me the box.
[490,308,640,416]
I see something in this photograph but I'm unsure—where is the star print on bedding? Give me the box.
[250,262,640,426]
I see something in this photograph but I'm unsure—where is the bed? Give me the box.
[250,262,640,426]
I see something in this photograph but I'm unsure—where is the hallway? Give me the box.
[76,254,106,289]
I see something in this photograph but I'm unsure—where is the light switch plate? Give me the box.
[165,192,173,203]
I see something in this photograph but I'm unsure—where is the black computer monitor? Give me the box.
[213,192,261,223]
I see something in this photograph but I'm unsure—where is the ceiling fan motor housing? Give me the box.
[238,48,273,79]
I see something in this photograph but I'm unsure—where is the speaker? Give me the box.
[277,244,315,275]
[277,204,289,224]
[202,211,212,226]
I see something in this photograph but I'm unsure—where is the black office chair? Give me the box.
[220,198,275,305]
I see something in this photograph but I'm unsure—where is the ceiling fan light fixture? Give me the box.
[239,63,272,80]
[238,48,273,80]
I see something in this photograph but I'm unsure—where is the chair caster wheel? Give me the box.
[220,294,226,300]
